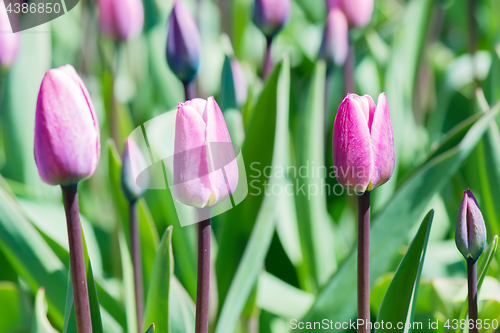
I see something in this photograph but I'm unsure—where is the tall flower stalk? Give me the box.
[332,93,395,332]
[121,138,150,332]
[34,65,101,333]
[252,0,291,79]
[172,97,238,333]
[455,189,486,333]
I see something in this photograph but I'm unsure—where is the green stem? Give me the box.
[467,259,478,333]
[130,200,144,332]
[357,191,370,333]
[195,217,211,333]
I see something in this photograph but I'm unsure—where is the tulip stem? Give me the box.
[357,191,370,333]
[61,185,93,333]
[467,259,478,333]
[344,41,355,94]
[130,200,144,333]
[262,36,273,79]
[183,81,196,101]
[195,217,211,333]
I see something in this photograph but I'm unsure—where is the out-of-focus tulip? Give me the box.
[341,0,373,28]
[326,0,341,10]
[173,97,238,208]
[455,189,487,263]
[34,65,100,186]
[230,58,248,106]
[332,93,394,193]
[166,1,201,84]
[121,138,149,202]
[0,6,19,68]
[252,0,291,38]
[98,0,144,40]
[319,8,348,67]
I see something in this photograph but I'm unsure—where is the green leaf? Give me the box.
[375,210,434,333]
[216,56,290,309]
[455,236,498,333]
[215,193,278,333]
[220,54,238,112]
[293,60,336,291]
[169,276,195,333]
[143,226,173,333]
[300,101,499,330]
[0,281,25,332]
[144,323,155,333]
[0,180,67,328]
[32,288,58,333]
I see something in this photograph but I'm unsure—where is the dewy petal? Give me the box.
[465,190,487,261]
[172,102,212,208]
[332,95,372,191]
[204,97,238,206]
[368,92,395,190]
[455,191,469,260]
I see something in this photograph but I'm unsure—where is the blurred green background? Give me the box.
[1,0,500,332]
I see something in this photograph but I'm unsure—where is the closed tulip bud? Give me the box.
[230,58,248,106]
[166,1,201,84]
[341,0,373,27]
[332,93,394,193]
[98,0,144,40]
[319,8,348,67]
[455,189,487,263]
[34,65,100,186]
[252,0,291,38]
[0,7,19,68]
[121,138,149,202]
[173,97,238,208]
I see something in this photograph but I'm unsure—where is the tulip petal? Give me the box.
[34,66,100,185]
[465,190,487,260]
[172,102,213,208]
[455,191,469,259]
[332,96,372,191]
[205,97,238,205]
[368,92,395,190]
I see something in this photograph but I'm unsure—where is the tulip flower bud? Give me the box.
[121,138,149,202]
[0,6,19,68]
[341,0,373,28]
[34,65,100,186]
[332,93,394,193]
[252,0,291,38]
[455,189,487,263]
[166,1,201,84]
[98,0,144,40]
[173,97,238,208]
[319,8,349,67]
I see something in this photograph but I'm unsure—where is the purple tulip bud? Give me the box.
[319,8,348,67]
[121,138,149,202]
[34,65,100,186]
[332,93,395,193]
[0,7,20,68]
[98,0,144,40]
[455,189,487,263]
[230,58,248,106]
[173,97,238,208]
[341,0,373,28]
[166,1,201,84]
[252,0,291,38]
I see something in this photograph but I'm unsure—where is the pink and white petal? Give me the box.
[332,96,372,191]
[172,103,212,207]
[369,92,395,189]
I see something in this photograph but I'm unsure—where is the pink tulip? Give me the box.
[121,137,149,202]
[230,58,248,106]
[98,0,144,40]
[455,189,486,263]
[173,97,238,208]
[0,5,19,68]
[319,8,349,66]
[332,93,394,192]
[341,0,373,28]
[34,65,100,186]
